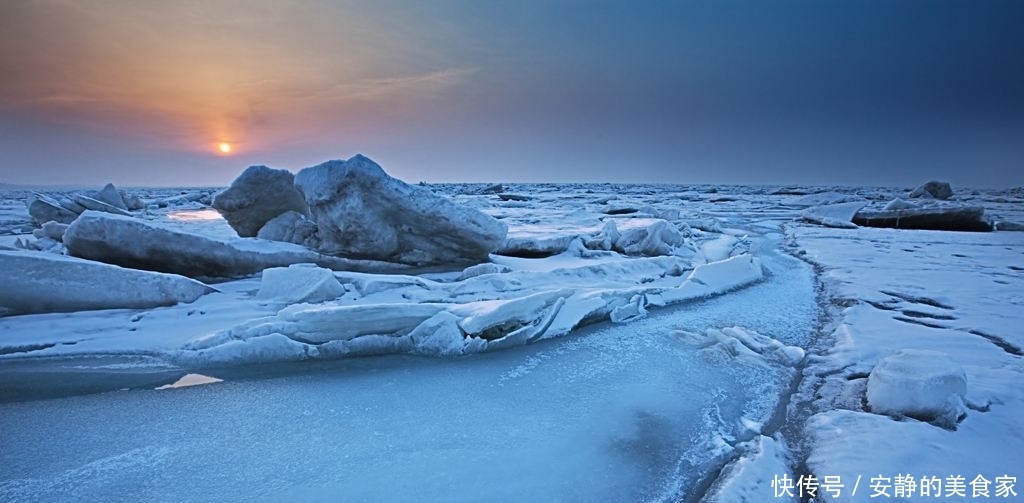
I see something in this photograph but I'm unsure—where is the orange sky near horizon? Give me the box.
[0,0,467,158]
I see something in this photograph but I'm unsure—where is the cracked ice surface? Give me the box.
[3,183,1022,502]
[791,225,1024,503]
[0,247,817,502]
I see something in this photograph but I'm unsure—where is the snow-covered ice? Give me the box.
[0,250,214,316]
[1,181,1022,502]
[791,218,1024,502]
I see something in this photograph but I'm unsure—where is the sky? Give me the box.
[1,0,1022,188]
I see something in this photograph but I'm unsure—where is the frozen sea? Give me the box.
[2,182,1023,502]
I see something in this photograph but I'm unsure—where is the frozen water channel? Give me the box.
[0,246,816,502]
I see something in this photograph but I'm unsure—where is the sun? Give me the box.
[217,142,232,154]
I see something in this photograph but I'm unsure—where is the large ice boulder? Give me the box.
[256,264,345,304]
[213,165,309,237]
[294,155,507,265]
[0,250,215,316]
[64,211,393,278]
[866,349,967,428]
[908,180,953,200]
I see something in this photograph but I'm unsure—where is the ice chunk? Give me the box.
[457,262,513,281]
[995,220,1024,231]
[609,294,647,323]
[866,349,967,427]
[497,193,531,201]
[584,218,691,256]
[497,234,577,257]
[791,191,864,207]
[294,154,507,265]
[608,218,688,256]
[408,311,468,356]
[908,180,953,200]
[179,302,449,361]
[182,333,315,366]
[706,435,795,503]
[27,195,78,225]
[72,194,132,216]
[213,165,309,237]
[333,271,437,296]
[677,327,804,367]
[882,197,919,211]
[256,264,345,304]
[39,220,70,241]
[699,235,740,262]
[18,233,64,253]
[121,192,146,211]
[0,250,215,316]
[450,289,573,339]
[474,183,504,194]
[683,217,723,233]
[156,191,210,208]
[256,210,320,248]
[93,183,128,211]
[542,291,615,338]
[853,205,992,232]
[53,194,88,214]
[316,333,416,358]
[660,254,763,304]
[64,211,396,278]
[799,201,867,229]
[271,303,448,343]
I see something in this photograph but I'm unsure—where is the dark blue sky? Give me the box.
[1,0,1022,187]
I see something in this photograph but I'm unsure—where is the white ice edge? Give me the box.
[171,254,765,366]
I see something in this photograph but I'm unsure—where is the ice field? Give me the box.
[2,173,1023,502]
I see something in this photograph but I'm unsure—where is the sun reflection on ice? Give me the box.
[155,373,223,390]
[166,209,223,221]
